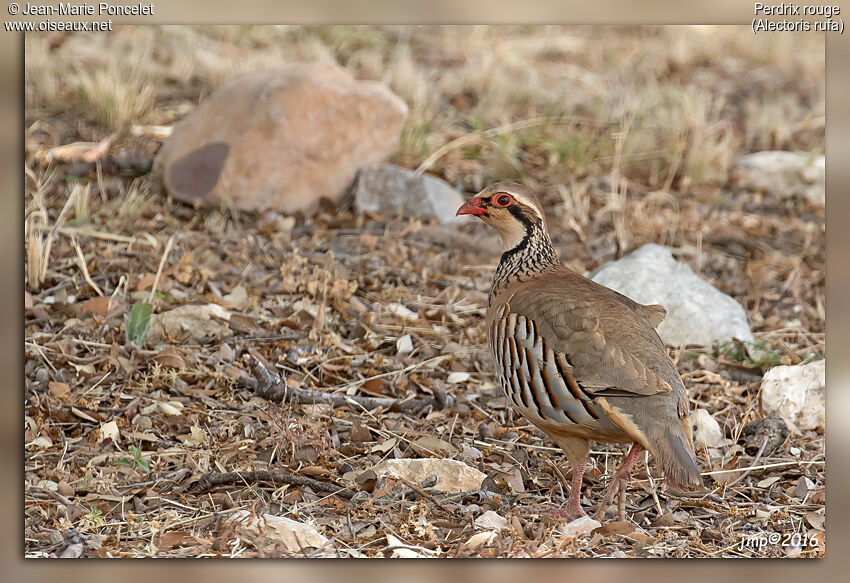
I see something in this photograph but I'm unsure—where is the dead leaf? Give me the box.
[48,381,70,397]
[757,476,781,488]
[805,511,825,530]
[155,531,197,550]
[98,420,120,444]
[370,437,397,454]
[77,296,123,318]
[410,435,457,457]
[221,284,248,309]
[354,469,377,492]
[153,346,186,369]
[651,513,675,527]
[592,521,636,536]
[232,510,329,553]
[504,468,525,494]
[446,372,470,384]
[158,401,184,416]
[136,273,157,291]
[298,465,331,479]
[187,425,208,446]
[350,420,372,443]
[71,407,101,423]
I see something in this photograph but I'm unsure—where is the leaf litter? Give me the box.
[24,25,824,558]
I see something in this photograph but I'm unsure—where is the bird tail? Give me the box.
[653,416,704,493]
[601,395,705,493]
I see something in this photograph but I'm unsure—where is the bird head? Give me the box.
[456,181,547,250]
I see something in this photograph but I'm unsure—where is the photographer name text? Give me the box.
[18,2,153,16]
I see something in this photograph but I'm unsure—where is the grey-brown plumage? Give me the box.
[457,181,703,521]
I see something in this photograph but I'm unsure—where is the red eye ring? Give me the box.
[492,193,513,207]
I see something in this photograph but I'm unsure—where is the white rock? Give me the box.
[691,408,728,448]
[371,458,486,493]
[474,510,510,531]
[591,243,754,347]
[354,164,465,225]
[232,510,328,553]
[732,151,824,205]
[559,516,601,537]
[761,360,825,432]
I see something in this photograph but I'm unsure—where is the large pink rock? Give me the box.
[153,63,408,213]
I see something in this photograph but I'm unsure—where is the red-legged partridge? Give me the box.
[457,182,704,521]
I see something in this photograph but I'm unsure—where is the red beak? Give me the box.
[456,198,486,216]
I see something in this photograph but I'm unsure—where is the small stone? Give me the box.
[692,408,728,448]
[559,516,601,537]
[59,543,84,559]
[761,360,825,432]
[732,151,824,205]
[354,164,465,225]
[474,510,510,531]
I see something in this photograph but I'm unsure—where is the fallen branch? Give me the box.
[195,470,355,500]
[247,353,452,415]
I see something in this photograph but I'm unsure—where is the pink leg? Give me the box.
[550,458,588,520]
[595,443,644,521]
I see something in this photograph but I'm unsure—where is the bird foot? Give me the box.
[549,505,588,522]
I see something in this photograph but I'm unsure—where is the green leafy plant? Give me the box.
[124,303,153,347]
[114,445,151,474]
[712,338,781,372]
[85,507,105,525]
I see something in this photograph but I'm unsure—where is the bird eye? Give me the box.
[493,194,513,207]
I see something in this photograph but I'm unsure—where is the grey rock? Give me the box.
[354,164,465,224]
[154,63,408,214]
[591,243,754,347]
[732,151,824,205]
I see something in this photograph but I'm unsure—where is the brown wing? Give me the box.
[500,270,675,397]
